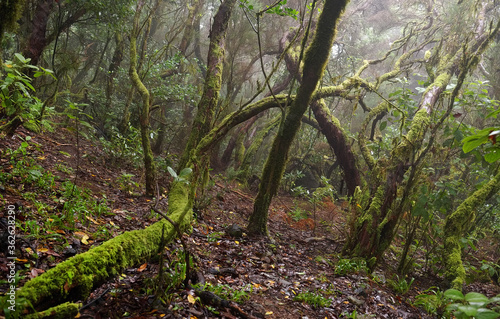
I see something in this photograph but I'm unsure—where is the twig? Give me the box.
[151,206,192,288]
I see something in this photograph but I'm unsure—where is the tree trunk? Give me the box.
[247,0,349,236]
[310,99,360,196]
[177,0,237,175]
[444,169,500,289]
[105,32,125,111]
[21,0,54,66]
[129,3,156,196]
[342,17,500,268]
[342,109,430,267]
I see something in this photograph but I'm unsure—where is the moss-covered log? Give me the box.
[443,169,500,289]
[5,180,193,316]
[247,0,349,236]
[24,302,81,319]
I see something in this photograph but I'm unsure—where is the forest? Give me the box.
[1,0,500,317]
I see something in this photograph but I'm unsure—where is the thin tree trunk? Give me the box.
[177,0,237,174]
[105,33,125,110]
[129,2,156,196]
[247,0,349,236]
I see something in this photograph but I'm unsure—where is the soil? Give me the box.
[0,127,499,318]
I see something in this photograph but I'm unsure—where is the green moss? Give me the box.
[12,182,194,315]
[359,102,388,169]
[444,169,500,289]
[0,0,25,45]
[391,109,429,161]
[24,302,81,319]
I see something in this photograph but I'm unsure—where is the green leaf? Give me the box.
[475,308,500,319]
[457,304,478,316]
[463,136,489,153]
[485,148,500,163]
[465,292,489,306]
[380,121,387,131]
[444,289,465,301]
[167,166,178,179]
[29,169,43,178]
[179,167,192,178]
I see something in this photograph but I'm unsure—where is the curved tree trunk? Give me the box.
[310,99,361,196]
[129,2,157,196]
[247,0,350,236]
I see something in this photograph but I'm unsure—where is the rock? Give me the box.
[225,224,243,238]
[279,278,292,286]
[347,295,364,306]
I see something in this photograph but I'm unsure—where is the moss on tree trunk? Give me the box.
[129,5,156,196]
[443,169,500,289]
[342,109,430,266]
[311,99,361,196]
[178,0,237,171]
[247,0,349,236]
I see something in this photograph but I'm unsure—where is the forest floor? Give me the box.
[1,127,499,319]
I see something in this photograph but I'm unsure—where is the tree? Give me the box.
[129,0,158,196]
[247,0,350,236]
[177,0,237,183]
[0,0,25,63]
[342,4,500,268]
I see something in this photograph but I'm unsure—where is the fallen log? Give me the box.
[2,181,193,317]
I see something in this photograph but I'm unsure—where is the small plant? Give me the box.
[1,53,55,136]
[207,231,224,243]
[413,287,447,315]
[289,207,309,221]
[116,172,139,193]
[480,260,500,281]
[55,163,74,175]
[388,274,414,294]
[334,258,368,276]
[281,169,304,192]
[444,288,500,319]
[167,166,192,184]
[198,283,253,303]
[293,291,331,308]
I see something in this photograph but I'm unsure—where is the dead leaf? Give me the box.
[187,294,196,304]
[138,263,147,272]
[81,236,89,245]
[85,215,100,224]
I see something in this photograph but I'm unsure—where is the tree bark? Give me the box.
[247,0,349,236]
[310,99,360,196]
[178,0,237,173]
[129,2,156,196]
